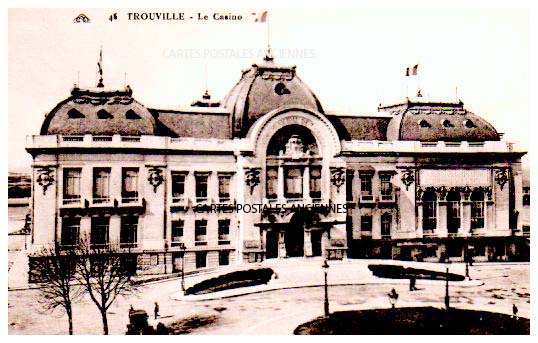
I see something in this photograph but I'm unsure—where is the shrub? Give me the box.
[185,268,274,295]
[368,264,465,281]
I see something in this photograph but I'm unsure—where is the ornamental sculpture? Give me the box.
[147,167,164,193]
[400,169,415,191]
[495,169,509,190]
[36,167,55,195]
[330,167,346,192]
[244,168,261,194]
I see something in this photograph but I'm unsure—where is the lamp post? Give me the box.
[179,243,186,292]
[444,259,450,311]
[322,259,330,316]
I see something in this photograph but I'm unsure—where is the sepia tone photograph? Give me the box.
[6,4,532,336]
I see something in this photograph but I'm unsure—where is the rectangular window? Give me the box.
[63,168,82,204]
[218,174,232,202]
[91,217,109,248]
[523,187,530,206]
[122,168,139,203]
[218,219,231,244]
[120,216,138,248]
[93,168,111,203]
[196,251,207,269]
[423,202,437,232]
[61,217,80,247]
[381,214,392,238]
[346,170,354,201]
[266,167,278,199]
[195,219,207,245]
[310,167,322,200]
[379,173,393,200]
[447,201,461,234]
[219,251,229,266]
[471,202,485,230]
[285,167,303,199]
[361,215,373,232]
[195,173,209,202]
[359,173,373,201]
[171,220,184,246]
[171,172,186,203]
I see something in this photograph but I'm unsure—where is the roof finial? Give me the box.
[416,88,422,97]
[96,46,104,88]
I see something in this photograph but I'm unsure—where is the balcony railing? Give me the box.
[379,194,396,202]
[119,242,138,249]
[423,229,436,237]
[171,238,184,247]
[195,240,207,246]
[92,197,111,205]
[121,196,139,204]
[62,197,82,206]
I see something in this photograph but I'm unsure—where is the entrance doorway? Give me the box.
[285,224,304,257]
[311,230,322,256]
[172,253,183,273]
[266,230,279,258]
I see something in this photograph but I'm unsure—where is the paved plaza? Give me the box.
[8,259,530,335]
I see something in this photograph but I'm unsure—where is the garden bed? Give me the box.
[294,307,529,334]
[368,264,465,281]
[185,268,274,295]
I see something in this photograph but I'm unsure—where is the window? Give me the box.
[61,217,80,247]
[422,190,437,232]
[442,119,454,128]
[171,172,186,203]
[470,191,485,230]
[419,119,431,128]
[218,174,231,202]
[381,213,392,238]
[446,191,461,234]
[218,219,230,244]
[171,220,184,246]
[195,173,209,203]
[96,109,113,119]
[379,173,393,200]
[266,167,278,199]
[195,219,207,245]
[359,172,373,200]
[122,168,139,203]
[120,216,138,248]
[310,167,322,200]
[274,82,290,95]
[346,169,354,201]
[125,109,140,119]
[67,108,85,118]
[219,251,229,266]
[63,168,82,205]
[93,168,111,203]
[361,215,372,232]
[196,252,207,269]
[464,119,476,128]
[285,168,303,199]
[523,187,530,206]
[91,217,109,248]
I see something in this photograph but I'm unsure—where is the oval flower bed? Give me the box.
[185,268,274,295]
[368,264,465,281]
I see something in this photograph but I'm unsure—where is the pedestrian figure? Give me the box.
[388,288,399,308]
[154,302,160,320]
[513,304,518,319]
[409,276,418,291]
[129,304,134,314]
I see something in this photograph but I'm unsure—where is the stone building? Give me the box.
[26,54,529,274]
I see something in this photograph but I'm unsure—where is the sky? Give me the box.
[8,8,530,172]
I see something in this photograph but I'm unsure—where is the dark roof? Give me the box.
[327,115,390,141]
[222,56,324,138]
[152,109,231,139]
[381,100,500,142]
[40,86,156,136]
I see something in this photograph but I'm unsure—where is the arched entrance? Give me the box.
[285,223,305,257]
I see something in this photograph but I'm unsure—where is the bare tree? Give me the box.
[30,245,84,335]
[75,238,138,335]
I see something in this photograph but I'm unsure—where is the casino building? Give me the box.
[26,53,528,274]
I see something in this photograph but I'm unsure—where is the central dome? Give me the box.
[222,56,324,137]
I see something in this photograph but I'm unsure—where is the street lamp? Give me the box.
[465,242,473,280]
[444,258,450,311]
[178,243,186,292]
[322,259,330,316]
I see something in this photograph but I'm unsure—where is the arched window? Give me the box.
[422,190,437,232]
[418,119,431,128]
[446,191,461,234]
[470,190,485,230]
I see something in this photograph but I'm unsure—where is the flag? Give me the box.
[253,10,268,23]
[405,64,418,77]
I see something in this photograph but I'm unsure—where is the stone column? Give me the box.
[321,230,329,258]
[277,164,285,201]
[417,204,423,238]
[304,229,313,257]
[303,166,310,201]
[461,202,471,236]
[437,202,448,237]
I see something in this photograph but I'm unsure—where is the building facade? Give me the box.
[26,54,529,274]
